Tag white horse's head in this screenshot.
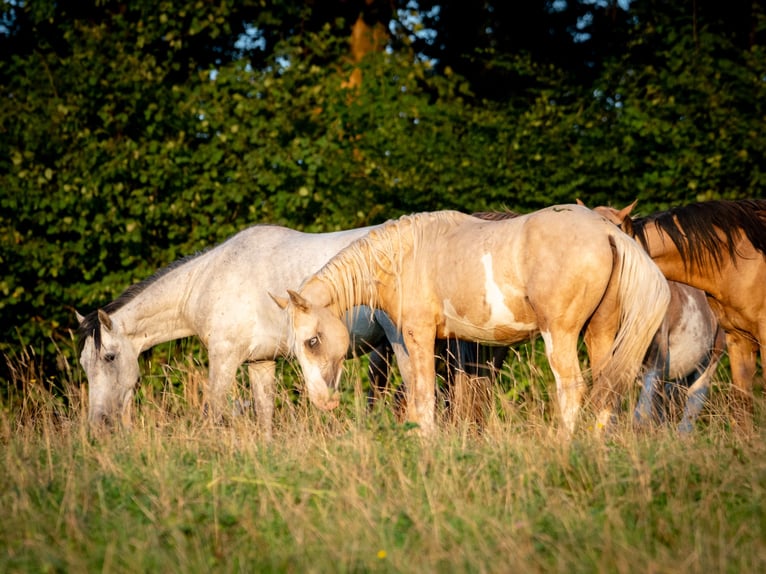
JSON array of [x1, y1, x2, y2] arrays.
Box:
[[272, 287, 349, 411], [77, 309, 139, 428]]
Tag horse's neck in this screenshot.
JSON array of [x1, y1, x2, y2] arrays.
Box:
[[330, 229, 416, 324], [115, 266, 199, 352], [643, 230, 727, 297]]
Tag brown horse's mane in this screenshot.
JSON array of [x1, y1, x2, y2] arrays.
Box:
[[631, 199, 766, 271]]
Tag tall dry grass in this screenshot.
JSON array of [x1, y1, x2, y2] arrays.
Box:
[[1, 346, 765, 573]]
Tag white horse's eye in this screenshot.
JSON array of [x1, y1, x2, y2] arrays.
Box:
[[103, 352, 116, 363]]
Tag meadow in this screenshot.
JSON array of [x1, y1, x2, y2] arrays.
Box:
[[1, 343, 765, 574]]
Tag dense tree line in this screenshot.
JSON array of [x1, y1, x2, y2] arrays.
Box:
[[1, 0, 764, 387]]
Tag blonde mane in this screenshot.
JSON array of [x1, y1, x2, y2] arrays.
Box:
[[315, 211, 469, 322]]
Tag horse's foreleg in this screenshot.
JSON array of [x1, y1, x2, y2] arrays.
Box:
[[726, 331, 757, 431], [376, 314, 410, 417], [206, 353, 241, 423], [367, 342, 392, 409], [402, 323, 437, 435], [249, 360, 276, 440], [542, 329, 586, 437]]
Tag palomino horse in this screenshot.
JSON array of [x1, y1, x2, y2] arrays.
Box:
[[76, 223, 410, 435], [634, 281, 725, 432], [592, 200, 766, 428], [275, 205, 670, 436], [371, 280, 724, 432]]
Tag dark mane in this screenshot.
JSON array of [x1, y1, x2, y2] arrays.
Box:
[[76, 250, 208, 354], [471, 209, 521, 221], [631, 200, 766, 271]]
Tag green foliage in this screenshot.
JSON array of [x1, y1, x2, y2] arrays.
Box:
[[0, 1, 764, 386]]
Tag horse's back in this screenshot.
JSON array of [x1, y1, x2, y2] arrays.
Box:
[[198, 224, 376, 286], [187, 223, 378, 354], [421, 205, 627, 342]]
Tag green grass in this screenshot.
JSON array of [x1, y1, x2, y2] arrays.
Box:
[[1, 349, 765, 573]]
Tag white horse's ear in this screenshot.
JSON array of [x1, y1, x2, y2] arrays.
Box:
[[287, 289, 311, 312], [75, 310, 85, 324], [269, 292, 289, 310], [575, 198, 585, 206], [97, 308, 113, 331]]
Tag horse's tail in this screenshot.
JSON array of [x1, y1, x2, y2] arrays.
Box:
[[590, 231, 671, 421]]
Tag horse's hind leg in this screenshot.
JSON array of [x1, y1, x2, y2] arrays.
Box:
[[582, 299, 624, 431], [541, 329, 587, 437], [678, 376, 709, 434], [678, 326, 726, 433], [633, 325, 669, 428], [249, 360, 276, 440], [726, 331, 758, 431]]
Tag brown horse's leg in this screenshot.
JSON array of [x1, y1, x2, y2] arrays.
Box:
[[402, 323, 438, 435], [725, 331, 757, 432]]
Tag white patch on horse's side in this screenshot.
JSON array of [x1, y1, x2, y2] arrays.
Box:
[[441, 252, 535, 339], [479, 253, 535, 330]]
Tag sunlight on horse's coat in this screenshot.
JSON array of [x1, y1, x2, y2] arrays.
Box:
[[76, 223, 410, 434], [590, 199, 764, 431], [283, 206, 670, 437]]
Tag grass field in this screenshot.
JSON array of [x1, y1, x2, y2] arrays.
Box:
[[1, 345, 765, 573]]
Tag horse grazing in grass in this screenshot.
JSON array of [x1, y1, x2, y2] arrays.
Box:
[[76, 223, 408, 436], [274, 205, 670, 436], [634, 281, 725, 432], [591, 199, 766, 429]]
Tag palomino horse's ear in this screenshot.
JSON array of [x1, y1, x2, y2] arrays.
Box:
[[615, 200, 638, 225], [75, 310, 85, 324], [269, 292, 289, 310], [97, 308, 113, 331], [287, 289, 311, 312], [575, 198, 586, 206]]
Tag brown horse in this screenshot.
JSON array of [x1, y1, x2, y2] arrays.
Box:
[[274, 205, 670, 436], [590, 199, 766, 428]]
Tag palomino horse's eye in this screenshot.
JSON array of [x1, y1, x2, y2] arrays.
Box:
[[306, 336, 320, 350], [103, 352, 116, 363]]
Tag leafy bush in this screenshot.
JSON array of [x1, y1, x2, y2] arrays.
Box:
[[1, 1, 764, 391]]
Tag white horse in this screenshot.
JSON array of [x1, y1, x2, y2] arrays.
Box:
[[76, 223, 409, 436], [275, 206, 670, 436]]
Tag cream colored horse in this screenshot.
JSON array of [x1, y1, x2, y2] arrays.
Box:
[[76, 223, 410, 436], [275, 205, 670, 436]]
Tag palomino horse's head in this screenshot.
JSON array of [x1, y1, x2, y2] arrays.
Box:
[[272, 287, 349, 411], [76, 309, 140, 428]]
